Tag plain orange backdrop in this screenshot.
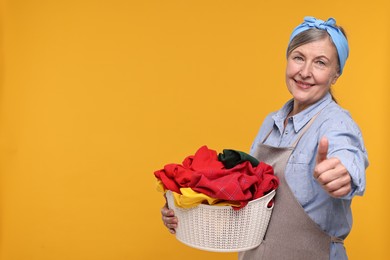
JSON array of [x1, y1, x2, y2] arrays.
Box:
[[0, 1, 388, 259]]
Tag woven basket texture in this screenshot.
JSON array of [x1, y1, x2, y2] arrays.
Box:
[[166, 189, 275, 252]]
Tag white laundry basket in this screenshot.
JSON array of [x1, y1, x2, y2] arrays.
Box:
[[166, 189, 275, 252]]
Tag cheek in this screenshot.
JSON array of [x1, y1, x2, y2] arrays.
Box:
[[285, 64, 295, 92], [285, 62, 297, 78], [321, 72, 337, 86]]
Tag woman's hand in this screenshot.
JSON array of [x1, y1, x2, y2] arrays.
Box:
[[161, 202, 178, 234], [313, 137, 352, 198]]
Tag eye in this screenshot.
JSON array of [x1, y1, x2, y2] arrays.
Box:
[[292, 55, 304, 63], [313, 60, 327, 69]]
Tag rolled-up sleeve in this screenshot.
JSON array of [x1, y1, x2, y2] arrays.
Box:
[[320, 114, 369, 199]]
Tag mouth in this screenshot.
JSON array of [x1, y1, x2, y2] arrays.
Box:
[[294, 79, 315, 89]]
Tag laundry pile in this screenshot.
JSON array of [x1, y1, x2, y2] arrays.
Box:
[[154, 145, 279, 210]]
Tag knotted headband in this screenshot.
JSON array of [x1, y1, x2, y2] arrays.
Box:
[[288, 16, 349, 74]]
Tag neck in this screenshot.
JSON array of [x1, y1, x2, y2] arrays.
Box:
[[291, 102, 309, 116]]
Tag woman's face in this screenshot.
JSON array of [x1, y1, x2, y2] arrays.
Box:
[[285, 36, 340, 114]]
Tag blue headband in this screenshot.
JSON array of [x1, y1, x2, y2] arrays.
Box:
[[288, 16, 349, 74]]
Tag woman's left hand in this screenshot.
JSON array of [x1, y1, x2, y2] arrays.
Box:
[[313, 137, 352, 198]]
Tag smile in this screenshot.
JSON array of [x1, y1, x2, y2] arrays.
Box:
[[295, 80, 315, 89]]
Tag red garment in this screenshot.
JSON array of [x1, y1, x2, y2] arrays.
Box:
[[154, 146, 279, 209]]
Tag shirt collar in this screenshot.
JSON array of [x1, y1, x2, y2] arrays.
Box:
[[272, 92, 333, 134]]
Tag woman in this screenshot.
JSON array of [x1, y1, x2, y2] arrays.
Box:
[[161, 16, 368, 260]]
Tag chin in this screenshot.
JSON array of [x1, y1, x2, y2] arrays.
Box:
[[292, 94, 313, 106]]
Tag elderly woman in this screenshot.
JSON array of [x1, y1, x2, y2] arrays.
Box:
[[162, 17, 369, 260]]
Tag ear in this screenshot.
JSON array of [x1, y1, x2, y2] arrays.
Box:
[[331, 72, 340, 85]]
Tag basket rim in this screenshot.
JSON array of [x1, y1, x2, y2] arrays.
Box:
[[166, 189, 276, 210]]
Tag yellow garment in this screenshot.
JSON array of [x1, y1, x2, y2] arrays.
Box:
[[173, 188, 241, 208], [156, 179, 165, 192], [156, 180, 240, 208]]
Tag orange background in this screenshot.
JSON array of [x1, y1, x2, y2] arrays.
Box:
[[0, 1, 388, 259]]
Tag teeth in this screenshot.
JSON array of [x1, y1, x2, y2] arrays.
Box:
[[297, 81, 312, 87]]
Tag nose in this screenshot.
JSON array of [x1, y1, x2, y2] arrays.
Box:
[[299, 62, 312, 78]]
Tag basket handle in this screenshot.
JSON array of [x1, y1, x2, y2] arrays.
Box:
[[264, 190, 276, 211]]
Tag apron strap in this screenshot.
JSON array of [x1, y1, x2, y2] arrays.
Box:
[[331, 236, 344, 244], [290, 111, 320, 148], [261, 127, 274, 144]]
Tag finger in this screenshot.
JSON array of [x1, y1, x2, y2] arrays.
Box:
[[162, 214, 178, 224], [315, 159, 347, 184], [162, 215, 178, 234], [162, 216, 177, 232], [316, 136, 329, 165], [319, 171, 351, 197], [327, 182, 352, 198], [314, 158, 338, 181], [161, 205, 175, 217], [320, 171, 350, 190], [161, 201, 178, 234], [161, 207, 178, 225]]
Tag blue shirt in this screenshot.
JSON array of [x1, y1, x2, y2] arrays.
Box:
[[250, 92, 369, 259]]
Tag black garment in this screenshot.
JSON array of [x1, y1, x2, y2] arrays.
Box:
[[218, 149, 259, 169]]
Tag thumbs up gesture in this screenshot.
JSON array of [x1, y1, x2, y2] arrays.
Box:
[[313, 137, 352, 198]]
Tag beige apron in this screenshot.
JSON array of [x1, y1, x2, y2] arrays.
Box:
[[239, 115, 343, 260]]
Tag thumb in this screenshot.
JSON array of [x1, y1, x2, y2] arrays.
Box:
[[316, 136, 328, 164]]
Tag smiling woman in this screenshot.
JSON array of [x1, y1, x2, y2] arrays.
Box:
[[286, 18, 349, 107], [286, 36, 340, 114], [161, 16, 368, 260], [238, 17, 368, 260]]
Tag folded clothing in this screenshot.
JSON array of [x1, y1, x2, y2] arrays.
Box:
[[154, 145, 278, 209]]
